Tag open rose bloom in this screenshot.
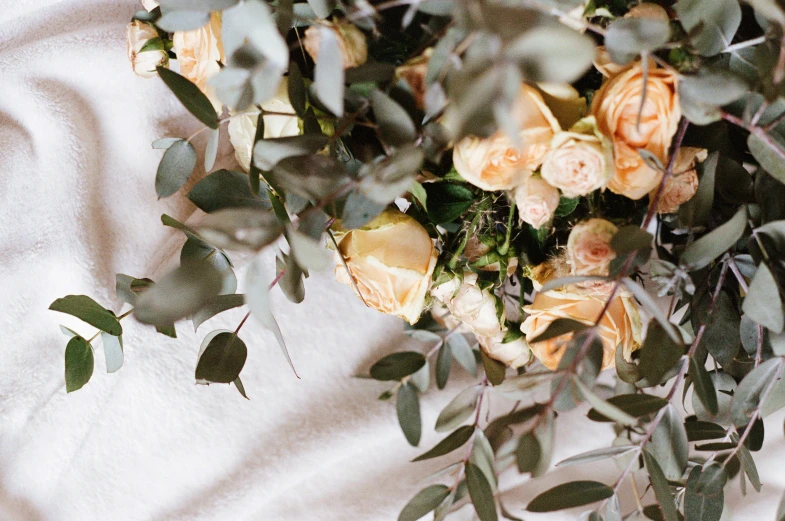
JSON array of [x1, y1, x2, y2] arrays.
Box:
[[567, 218, 618, 277], [172, 13, 225, 112]]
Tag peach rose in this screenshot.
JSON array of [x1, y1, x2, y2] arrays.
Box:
[[590, 61, 681, 200], [172, 13, 225, 112], [514, 176, 560, 229], [567, 218, 618, 277], [541, 116, 614, 198], [522, 283, 642, 370], [334, 209, 437, 324], [650, 147, 708, 213], [452, 84, 561, 191], [127, 20, 167, 79], [303, 21, 368, 70]]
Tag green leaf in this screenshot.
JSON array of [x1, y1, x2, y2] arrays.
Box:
[[679, 69, 748, 108], [675, 0, 742, 56], [278, 253, 305, 304], [359, 145, 425, 205], [152, 137, 181, 149], [253, 134, 329, 171], [197, 208, 283, 251], [192, 293, 245, 330], [587, 394, 668, 422], [233, 376, 249, 399], [448, 334, 478, 376], [155, 139, 197, 198], [574, 380, 637, 427], [695, 462, 727, 496], [313, 27, 344, 115], [690, 356, 719, 416], [397, 382, 421, 446], [100, 332, 123, 374], [370, 352, 426, 381], [398, 485, 451, 521], [340, 191, 387, 229], [435, 385, 481, 432], [157, 67, 219, 128], [436, 343, 452, 390], [287, 228, 330, 271], [643, 450, 680, 521], [159, 0, 239, 11], [64, 336, 94, 393], [640, 323, 684, 386], [516, 432, 541, 473], [743, 263, 785, 333], [604, 18, 670, 65], [424, 183, 475, 224], [188, 169, 270, 213], [413, 425, 475, 462], [466, 463, 498, 521], [204, 127, 219, 171], [731, 357, 784, 427], [268, 154, 350, 200], [555, 445, 636, 468], [526, 481, 614, 513], [195, 331, 247, 383], [505, 25, 595, 83], [649, 405, 689, 481], [528, 318, 589, 344], [749, 133, 785, 185], [50, 295, 122, 336], [370, 90, 416, 148], [681, 206, 747, 270], [685, 420, 727, 441], [738, 442, 762, 492], [470, 429, 497, 490], [481, 350, 506, 386], [680, 151, 718, 227], [611, 225, 653, 254]]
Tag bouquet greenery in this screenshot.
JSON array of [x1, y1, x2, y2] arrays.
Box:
[[48, 0, 785, 519]]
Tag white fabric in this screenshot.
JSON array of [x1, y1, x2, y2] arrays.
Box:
[[1, 1, 784, 520]]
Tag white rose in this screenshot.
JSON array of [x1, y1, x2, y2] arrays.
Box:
[[513, 177, 560, 229], [126, 21, 167, 79], [172, 13, 224, 112], [477, 334, 532, 369], [227, 79, 301, 171]]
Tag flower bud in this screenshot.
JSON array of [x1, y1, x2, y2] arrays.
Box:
[[514, 177, 560, 230], [126, 20, 168, 79]]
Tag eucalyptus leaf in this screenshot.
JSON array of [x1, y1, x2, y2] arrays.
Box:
[[195, 331, 247, 383], [156, 10, 211, 31], [436, 343, 452, 390], [155, 139, 197, 198], [204, 127, 219, 171], [50, 295, 122, 336], [685, 465, 724, 521], [370, 351, 427, 381], [100, 332, 123, 374], [192, 293, 245, 330], [690, 356, 719, 416], [313, 27, 344, 115], [64, 336, 94, 393], [605, 18, 670, 65], [188, 169, 270, 213], [685, 420, 727, 441], [157, 67, 219, 128], [398, 485, 451, 521], [253, 135, 329, 171], [435, 385, 481, 432], [639, 323, 684, 386], [643, 450, 680, 521], [516, 432, 541, 473], [529, 318, 589, 344], [268, 154, 351, 200], [731, 357, 784, 427], [649, 405, 689, 481], [505, 25, 595, 82], [573, 378, 637, 426], [526, 481, 614, 513], [397, 382, 421, 446], [675, 0, 742, 56], [681, 206, 747, 270], [555, 445, 636, 468], [287, 228, 331, 271], [197, 208, 283, 251], [413, 425, 474, 461], [370, 90, 416, 148], [465, 463, 498, 521], [742, 263, 784, 333], [448, 334, 478, 376], [587, 393, 668, 422]]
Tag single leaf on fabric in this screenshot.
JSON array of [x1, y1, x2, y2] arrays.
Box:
[[370, 352, 427, 381], [100, 332, 123, 374], [526, 481, 614, 512], [743, 263, 785, 333], [435, 385, 481, 432], [64, 336, 94, 393], [50, 295, 122, 336], [398, 485, 451, 521], [412, 425, 475, 462], [397, 382, 421, 446], [156, 139, 197, 198], [465, 463, 498, 521], [643, 450, 680, 521], [195, 332, 248, 383], [156, 67, 219, 128]]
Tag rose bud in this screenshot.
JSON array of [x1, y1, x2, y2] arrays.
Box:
[[126, 20, 168, 79]]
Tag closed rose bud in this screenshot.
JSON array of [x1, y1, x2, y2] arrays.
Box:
[[567, 218, 618, 277], [126, 20, 168, 79], [334, 209, 437, 324], [303, 21, 368, 70], [452, 84, 561, 192], [541, 116, 614, 198], [227, 79, 300, 171], [650, 147, 707, 213], [172, 13, 225, 112], [591, 61, 681, 200], [514, 177, 560, 230], [477, 333, 532, 369]]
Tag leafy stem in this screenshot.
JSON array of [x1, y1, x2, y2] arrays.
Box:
[[87, 308, 134, 343]]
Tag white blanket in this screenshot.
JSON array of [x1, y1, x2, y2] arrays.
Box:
[[1, 1, 784, 520]]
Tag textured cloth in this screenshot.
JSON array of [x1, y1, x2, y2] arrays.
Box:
[[1, 2, 784, 520]]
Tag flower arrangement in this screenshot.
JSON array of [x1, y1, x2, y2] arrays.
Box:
[[49, 0, 785, 519]]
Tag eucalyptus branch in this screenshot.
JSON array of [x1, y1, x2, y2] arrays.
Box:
[[724, 36, 768, 53], [722, 111, 785, 164], [87, 308, 134, 343], [449, 377, 489, 492]]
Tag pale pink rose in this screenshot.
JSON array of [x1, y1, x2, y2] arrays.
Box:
[[514, 177, 560, 229], [650, 147, 708, 213], [567, 218, 619, 277], [303, 21, 368, 70]]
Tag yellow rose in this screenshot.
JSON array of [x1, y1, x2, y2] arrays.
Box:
[[303, 21, 368, 70], [541, 116, 614, 198], [514, 176, 560, 229], [227, 79, 300, 171], [522, 283, 642, 370], [590, 61, 681, 200], [452, 84, 561, 192], [650, 147, 708, 214], [334, 209, 437, 324], [172, 13, 225, 112], [126, 21, 167, 79], [567, 218, 618, 277], [396, 49, 431, 109]]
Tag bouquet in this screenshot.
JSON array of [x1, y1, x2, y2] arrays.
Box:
[[49, 0, 785, 519]]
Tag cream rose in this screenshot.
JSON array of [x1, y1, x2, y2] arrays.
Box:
[[590, 61, 681, 200], [396, 49, 431, 110], [452, 84, 561, 192], [303, 21, 368, 70], [477, 334, 532, 369], [522, 283, 642, 370], [334, 209, 437, 324], [541, 117, 613, 198], [567, 218, 618, 277], [172, 13, 224, 112], [227, 79, 301, 171], [650, 147, 708, 214], [514, 176, 560, 229], [126, 21, 167, 79]]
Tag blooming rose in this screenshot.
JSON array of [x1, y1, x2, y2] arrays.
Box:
[[590, 61, 681, 200], [567, 218, 618, 277], [172, 13, 224, 112], [522, 282, 642, 370], [334, 209, 437, 324], [396, 49, 431, 109], [227, 79, 300, 171], [541, 116, 614, 198], [303, 21, 368, 70], [126, 21, 167, 79], [514, 176, 560, 229], [650, 147, 708, 213], [453, 84, 561, 191], [141, 0, 159, 10]]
